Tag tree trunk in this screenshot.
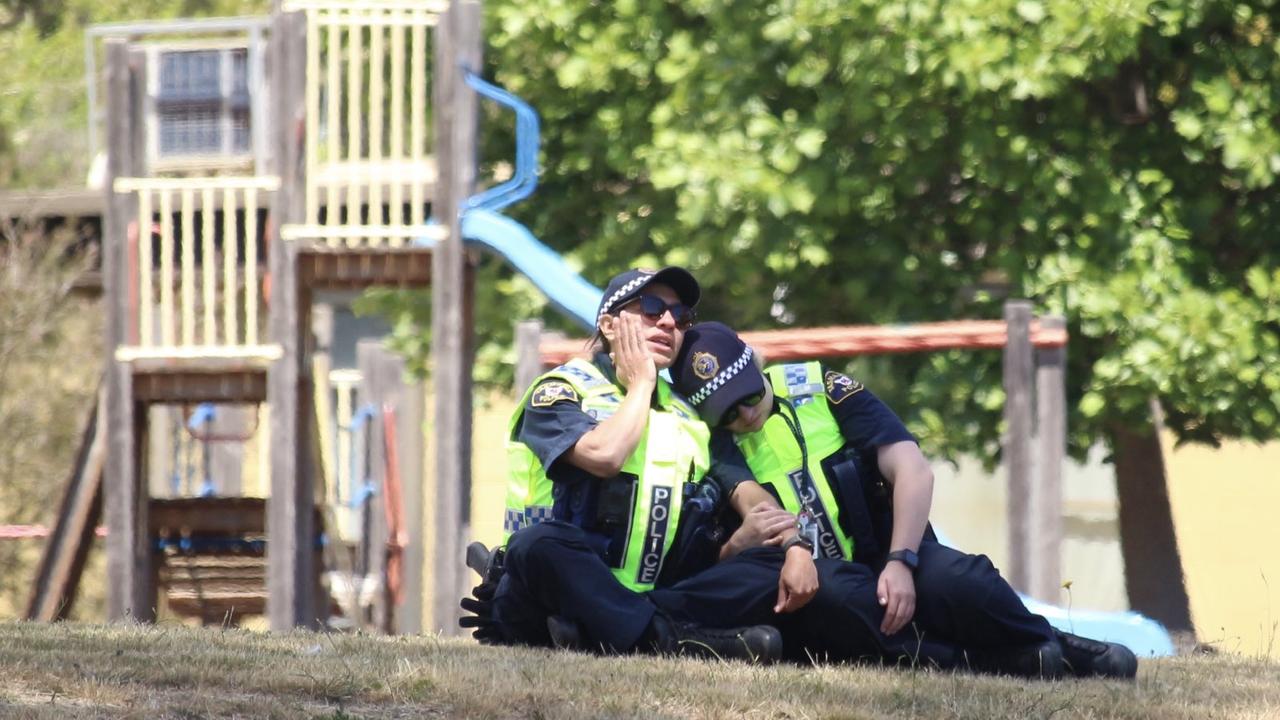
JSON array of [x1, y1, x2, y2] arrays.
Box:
[[1110, 400, 1195, 635]]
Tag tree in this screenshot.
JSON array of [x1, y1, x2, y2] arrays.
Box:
[[453, 0, 1280, 631]]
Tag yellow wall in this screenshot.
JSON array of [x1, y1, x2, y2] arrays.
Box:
[[470, 394, 516, 550], [1166, 435, 1280, 657]]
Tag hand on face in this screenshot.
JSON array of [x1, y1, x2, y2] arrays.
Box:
[[604, 283, 686, 381], [611, 311, 658, 391]]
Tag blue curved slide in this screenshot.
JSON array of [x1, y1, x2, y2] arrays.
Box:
[[461, 209, 602, 331]]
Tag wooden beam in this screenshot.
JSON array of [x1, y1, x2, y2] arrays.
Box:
[[131, 370, 268, 404], [540, 319, 1071, 366], [514, 319, 544, 394], [1031, 315, 1066, 602], [299, 248, 432, 289], [267, 4, 318, 630], [26, 386, 107, 621], [1002, 300, 1034, 595], [429, 0, 481, 636], [104, 40, 155, 623]]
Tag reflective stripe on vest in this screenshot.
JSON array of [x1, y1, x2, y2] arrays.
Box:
[[504, 358, 711, 591], [734, 361, 853, 560]]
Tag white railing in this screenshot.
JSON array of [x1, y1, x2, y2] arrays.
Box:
[[327, 368, 363, 542], [281, 0, 447, 248], [113, 176, 280, 360]]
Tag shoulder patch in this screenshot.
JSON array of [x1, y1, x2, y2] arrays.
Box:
[[531, 381, 580, 408], [824, 370, 864, 405]]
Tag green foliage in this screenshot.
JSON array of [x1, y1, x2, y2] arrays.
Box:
[[456, 0, 1280, 462]]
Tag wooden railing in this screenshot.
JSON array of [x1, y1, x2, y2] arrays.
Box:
[[113, 176, 280, 360], [281, 0, 450, 248]]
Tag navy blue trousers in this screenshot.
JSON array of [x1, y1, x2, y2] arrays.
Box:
[[491, 521, 1053, 664], [806, 541, 1055, 668]]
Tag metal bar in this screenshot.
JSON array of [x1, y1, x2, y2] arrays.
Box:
[[181, 189, 196, 346], [389, 17, 405, 229], [137, 189, 153, 346], [87, 16, 271, 38], [305, 11, 320, 226], [410, 23, 425, 226], [244, 187, 258, 343], [114, 344, 284, 361], [345, 17, 363, 244], [325, 15, 341, 246], [115, 176, 280, 192], [202, 188, 216, 345], [280, 224, 447, 241], [223, 187, 238, 345], [285, 1, 448, 14], [369, 20, 385, 233], [159, 190, 175, 346]]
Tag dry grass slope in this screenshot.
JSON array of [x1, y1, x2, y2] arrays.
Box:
[[0, 622, 1276, 719]]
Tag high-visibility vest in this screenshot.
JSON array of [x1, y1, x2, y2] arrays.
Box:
[[733, 361, 855, 560], [504, 358, 711, 591]]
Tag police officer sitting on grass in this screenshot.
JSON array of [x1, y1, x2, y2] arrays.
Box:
[[461, 267, 822, 663], [669, 321, 1139, 680]]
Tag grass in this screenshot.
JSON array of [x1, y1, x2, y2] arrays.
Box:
[[0, 622, 1277, 719]]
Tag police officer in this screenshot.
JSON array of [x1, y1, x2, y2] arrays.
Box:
[[670, 321, 1140, 679], [463, 268, 820, 662]]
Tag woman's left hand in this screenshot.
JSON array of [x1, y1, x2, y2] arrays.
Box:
[[876, 561, 917, 635]]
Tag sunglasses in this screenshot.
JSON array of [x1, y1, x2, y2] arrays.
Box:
[[719, 390, 766, 428], [621, 294, 696, 329]]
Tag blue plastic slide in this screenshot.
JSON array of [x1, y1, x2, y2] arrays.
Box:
[[461, 209, 602, 331]]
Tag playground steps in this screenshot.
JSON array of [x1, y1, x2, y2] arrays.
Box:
[[160, 554, 267, 622], [25, 385, 107, 622], [150, 497, 330, 625]]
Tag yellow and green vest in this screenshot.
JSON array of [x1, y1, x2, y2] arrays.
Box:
[[504, 358, 711, 591], [734, 361, 855, 560]]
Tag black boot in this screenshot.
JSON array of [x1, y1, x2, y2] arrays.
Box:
[[649, 613, 782, 665], [1055, 630, 1138, 679], [967, 640, 1065, 680]]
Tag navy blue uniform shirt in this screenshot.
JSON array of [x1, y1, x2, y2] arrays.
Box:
[[709, 364, 915, 499]]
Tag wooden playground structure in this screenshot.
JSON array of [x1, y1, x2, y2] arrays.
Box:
[[27, 0, 481, 633]]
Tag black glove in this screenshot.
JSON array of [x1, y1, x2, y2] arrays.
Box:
[[458, 580, 506, 644]]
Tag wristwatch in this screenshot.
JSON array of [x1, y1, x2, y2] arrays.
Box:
[[886, 549, 919, 571], [781, 534, 815, 555]]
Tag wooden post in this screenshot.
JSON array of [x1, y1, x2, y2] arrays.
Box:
[[396, 363, 425, 635], [357, 340, 391, 632], [104, 40, 155, 622], [267, 4, 318, 630], [1032, 315, 1066, 602], [514, 319, 544, 393], [1002, 300, 1033, 595], [429, 0, 482, 636]]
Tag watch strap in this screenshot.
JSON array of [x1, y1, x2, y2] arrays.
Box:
[[781, 533, 815, 555], [886, 548, 919, 571]]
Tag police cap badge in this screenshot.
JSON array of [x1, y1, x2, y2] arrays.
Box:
[[691, 351, 719, 380]]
